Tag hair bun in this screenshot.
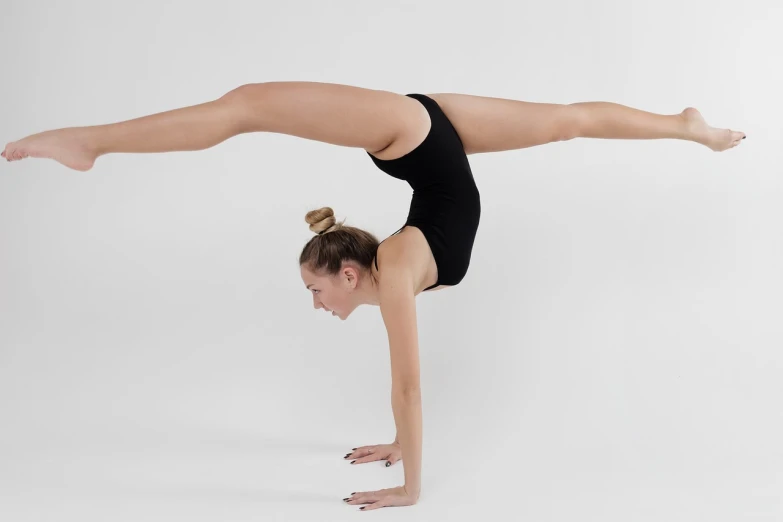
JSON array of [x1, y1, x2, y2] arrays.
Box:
[[305, 206, 341, 235]]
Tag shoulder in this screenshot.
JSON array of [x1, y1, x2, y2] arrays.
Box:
[[377, 257, 418, 339], [375, 228, 430, 292], [376, 243, 416, 295]]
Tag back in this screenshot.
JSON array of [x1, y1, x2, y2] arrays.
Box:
[[368, 93, 481, 291]]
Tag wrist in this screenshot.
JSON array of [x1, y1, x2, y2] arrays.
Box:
[[404, 484, 420, 499]]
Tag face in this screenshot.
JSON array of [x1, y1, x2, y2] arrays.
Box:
[[301, 265, 362, 320]]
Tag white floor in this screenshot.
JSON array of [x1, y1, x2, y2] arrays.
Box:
[[1, 412, 780, 521]]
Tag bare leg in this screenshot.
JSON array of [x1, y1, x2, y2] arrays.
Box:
[[569, 102, 746, 151], [1, 81, 423, 171], [0, 96, 246, 171], [427, 93, 746, 155]]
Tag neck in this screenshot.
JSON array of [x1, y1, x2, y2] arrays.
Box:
[[358, 271, 381, 307]]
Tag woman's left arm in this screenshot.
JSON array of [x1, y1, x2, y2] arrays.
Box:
[[381, 266, 423, 495], [345, 264, 422, 510]]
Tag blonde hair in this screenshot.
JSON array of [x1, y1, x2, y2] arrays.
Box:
[[299, 207, 381, 277]]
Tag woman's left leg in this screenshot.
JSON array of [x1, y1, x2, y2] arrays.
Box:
[[426, 93, 746, 155]]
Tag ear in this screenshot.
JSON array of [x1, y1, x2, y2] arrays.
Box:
[[342, 266, 360, 288]]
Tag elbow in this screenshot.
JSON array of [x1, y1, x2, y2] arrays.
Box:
[[393, 386, 422, 402]]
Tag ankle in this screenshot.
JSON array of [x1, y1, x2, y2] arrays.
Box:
[[79, 126, 109, 157], [678, 109, 710, 144]]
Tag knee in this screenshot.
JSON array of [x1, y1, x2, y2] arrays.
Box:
[[218, 83, 272, 132], [220, 83, 264, 105]]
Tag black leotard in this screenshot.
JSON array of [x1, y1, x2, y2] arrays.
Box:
[[367, 93, 481, 291]]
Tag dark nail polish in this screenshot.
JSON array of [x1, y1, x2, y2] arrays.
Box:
[[742, 136, 746, 139], [352, 448, 357, 450], [360, 507, 365, 510], [385, 461, 390, 467], [344, 454, 351, 458], [343, 498, 349, 501], [351, 460, 356, 464]]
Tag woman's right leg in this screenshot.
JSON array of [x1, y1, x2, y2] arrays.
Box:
[[3, 92, 250, 170], [2, 81, 427, 171]]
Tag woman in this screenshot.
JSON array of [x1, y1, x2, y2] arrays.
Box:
[[1, 81, 746, 510]]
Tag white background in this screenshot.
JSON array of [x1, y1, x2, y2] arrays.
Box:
[[1, 0, 781, 520]]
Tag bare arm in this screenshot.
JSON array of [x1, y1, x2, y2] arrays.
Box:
[[379, 264, 422, 497]]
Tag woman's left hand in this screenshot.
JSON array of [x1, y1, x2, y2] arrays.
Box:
[[343, 485, 419, 510]]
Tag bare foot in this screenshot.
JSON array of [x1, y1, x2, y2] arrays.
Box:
[[680, 107, 746, 152], [2, 127, 98, 171]]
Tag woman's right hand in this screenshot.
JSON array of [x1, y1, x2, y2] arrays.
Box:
[[344, 442, 401, 467]]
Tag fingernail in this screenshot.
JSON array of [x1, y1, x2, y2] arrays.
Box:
[[386, 461, 390, 467], [351, 460, 356, 464], [742, 136, 746, 139], [351, 492, 356, 495], [344, 454, 351, 458], [343, 498, 349, 501], [360, 507, 365, 510], [352, 448, 357, 450]]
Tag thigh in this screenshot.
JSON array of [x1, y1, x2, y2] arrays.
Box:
[[425, 93, 578, 155], [227, 81, 429, 155]]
